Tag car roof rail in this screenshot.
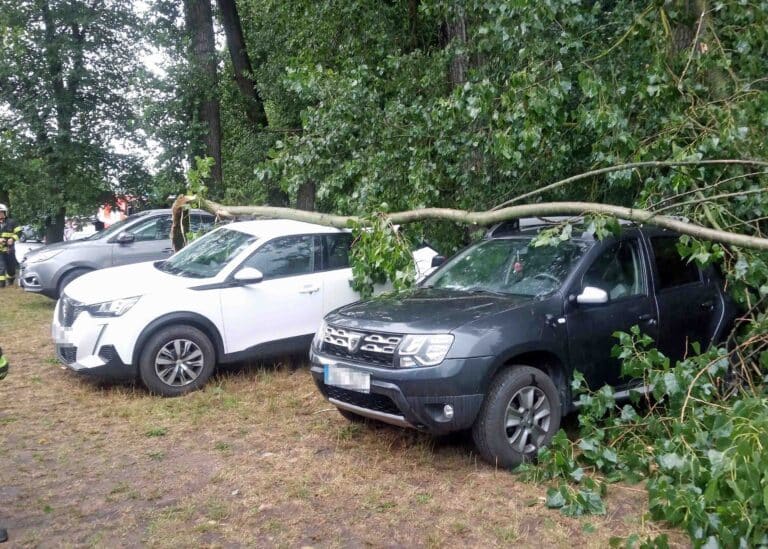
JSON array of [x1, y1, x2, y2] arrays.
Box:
[[486, 216, 637, 239]]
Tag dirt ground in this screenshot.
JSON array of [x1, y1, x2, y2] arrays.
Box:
[[0, 286, 684, 547]]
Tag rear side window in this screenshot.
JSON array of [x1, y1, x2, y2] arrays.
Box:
[[323, 233, 353, 270], [651, 237, 700, 289], [243, 235, 319, 279]]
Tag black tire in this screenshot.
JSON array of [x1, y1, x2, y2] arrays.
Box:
[[138, 325, 216, 397], [19, 233, 26, 243], [472, 365, 561, 469], [337, 408, 368, 423], [57, 268, 91, 297]]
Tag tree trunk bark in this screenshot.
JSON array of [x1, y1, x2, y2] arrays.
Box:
[[408, 0, 420, 51], [440, 6, 468, 87], [184, 0, 223, 189], [45, 207, 66, 244], [216, 0, 268, 127], [296, 180, 316, 211]]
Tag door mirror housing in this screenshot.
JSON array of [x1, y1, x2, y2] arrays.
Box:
[[234, 267, 264, 284], [431, 255, 446, 268], [115, 232, 135, 244], [576, 286, 609, 305]]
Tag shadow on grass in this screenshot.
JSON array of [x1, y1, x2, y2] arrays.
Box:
[[70, 353, 312, 397]]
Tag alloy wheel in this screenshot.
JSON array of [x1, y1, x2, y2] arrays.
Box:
[[154, 339, 205, 387], [504, 385, 551, 454]]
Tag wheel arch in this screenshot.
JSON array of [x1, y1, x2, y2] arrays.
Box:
[[55, 266, 94, 296], [132, 312, 225, 367], [488, 348, 570, 413]]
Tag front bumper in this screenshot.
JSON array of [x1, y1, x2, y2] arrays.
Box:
[[310, 349, 492, 435], [20, 261, 57, 297], [51, 302, 137, 381]]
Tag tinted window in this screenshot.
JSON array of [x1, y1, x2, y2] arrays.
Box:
[[582, 239, 646, 300], [323, 233, 353, 270], [131, 216, 171, 242], [651, 237, 700, 289], [244, 235, 318, 279]]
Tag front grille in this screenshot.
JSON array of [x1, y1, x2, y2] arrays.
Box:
[[57, 345, 77, 365], [58, 296, 84, 328], [321, 325, 402, 367], [325, 385, 402, 416]]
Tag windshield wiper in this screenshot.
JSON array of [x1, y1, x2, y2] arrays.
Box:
[[465, 287, 507, 296]]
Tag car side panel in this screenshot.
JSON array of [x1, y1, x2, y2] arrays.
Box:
[[106, 289, 225, 366]]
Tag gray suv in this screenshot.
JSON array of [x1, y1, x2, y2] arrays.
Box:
[[20, 209, 215, 298]]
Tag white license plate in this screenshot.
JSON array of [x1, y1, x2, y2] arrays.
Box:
[[324, 364, 370, 393], [52, 324, 70, 342]]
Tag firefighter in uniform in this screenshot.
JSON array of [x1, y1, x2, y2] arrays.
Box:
[[0, 204, 21, 288]]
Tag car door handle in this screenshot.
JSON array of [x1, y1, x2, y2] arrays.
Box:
[[700, 300, 714, 310], [638, 313, 657, 325], [163, 248, 174, 254], [299, 285, 320, 294]]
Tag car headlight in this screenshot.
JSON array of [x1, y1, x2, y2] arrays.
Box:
[[26, 249, 63, 264], [396, 334, 454, 368], [312, 320, 328, 351], [84, 296, 140, 317]]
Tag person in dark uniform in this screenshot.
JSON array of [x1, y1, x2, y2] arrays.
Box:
[[0, 204, 22, 288]]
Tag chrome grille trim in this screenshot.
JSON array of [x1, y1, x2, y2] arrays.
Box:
[[320, 324, 403, 367]]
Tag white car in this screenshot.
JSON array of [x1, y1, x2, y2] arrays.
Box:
[[51, 219, 436, 396]]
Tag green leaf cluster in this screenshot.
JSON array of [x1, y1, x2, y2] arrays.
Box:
[[532, 324, 768, 547]]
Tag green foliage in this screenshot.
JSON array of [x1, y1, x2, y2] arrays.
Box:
[[0, 0, 152, 229], [348, 214, 416, 299], [530, 324, 768, 547]]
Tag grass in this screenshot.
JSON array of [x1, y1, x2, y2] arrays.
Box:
[[0, 286, 685, 547]]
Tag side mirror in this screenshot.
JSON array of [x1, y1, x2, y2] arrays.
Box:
[[116, 232, 135, 244], [234, 267, 264, 284], [431, 255, 446, 268], [576, 286, 609, 305]]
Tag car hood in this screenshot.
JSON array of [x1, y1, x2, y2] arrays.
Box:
[[326, 287, 534, 333], [63, 261, 204, 304], [27, 238, 94, 254]]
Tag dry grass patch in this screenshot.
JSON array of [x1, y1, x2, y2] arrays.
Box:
[[0, 286, 684, 547]]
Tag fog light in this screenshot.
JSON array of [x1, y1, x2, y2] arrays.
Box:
[[443, 404, 454, 420]]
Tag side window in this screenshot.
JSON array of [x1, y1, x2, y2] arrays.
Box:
[[323, 233, 353, 270], [243, 235, 318, 279], [131, 216, 171, 242], [190, 214, 215, 233], [651, 237, 700, 290], [582, 239, 646, 300]]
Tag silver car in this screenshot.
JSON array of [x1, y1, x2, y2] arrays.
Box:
[[20, 209, 215, 298]]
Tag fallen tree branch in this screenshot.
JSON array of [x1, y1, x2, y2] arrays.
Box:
[[491, 159, 768, 210], [196, 198, 768, 251]]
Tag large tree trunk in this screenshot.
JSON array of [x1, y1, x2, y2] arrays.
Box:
[[184, 0, 223, 189], [216, 0, 267, 127], [44, 207, 66, 244], [296, 180, 316, 211], [440, 6, 468, 87]]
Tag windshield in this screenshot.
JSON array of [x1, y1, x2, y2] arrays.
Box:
[[156, 227, 257, 278], [426, 238, 588, 297]]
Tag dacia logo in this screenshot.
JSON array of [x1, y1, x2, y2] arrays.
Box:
[[346, 332, 362, 352]]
